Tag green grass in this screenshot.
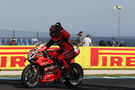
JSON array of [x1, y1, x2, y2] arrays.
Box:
[[1, 74, 135, 78], [84, 74, 135, 77], [0, 69, 23, 71], [0, 75, 20, 78]]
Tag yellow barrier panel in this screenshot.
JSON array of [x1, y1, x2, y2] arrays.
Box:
[[75, 46, 135, 69], [0, 46, 33, 69], [1, 46, 135, 69]]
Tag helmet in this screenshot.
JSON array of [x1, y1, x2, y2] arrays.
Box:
[[49, 25, 61, 38], [56, 22, 63, 30]]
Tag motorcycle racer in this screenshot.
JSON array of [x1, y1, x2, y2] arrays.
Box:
[[45, 22, 75, 70]]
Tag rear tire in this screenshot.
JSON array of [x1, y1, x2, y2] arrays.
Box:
[[64, 63, 83, 88], [21, 64, 40, 88]]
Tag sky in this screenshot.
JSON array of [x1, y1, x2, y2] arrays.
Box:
[[0, 0, 135, 37]]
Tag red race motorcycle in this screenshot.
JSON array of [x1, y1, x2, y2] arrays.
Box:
[[21, 43, 83, 88]]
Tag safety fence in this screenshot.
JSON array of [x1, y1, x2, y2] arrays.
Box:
[[0, 29, 50, 45], [0, 46, 135, 69], [1, 29, 135, 47]]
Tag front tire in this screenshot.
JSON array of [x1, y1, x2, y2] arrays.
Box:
[[64, 63, 83, 88], [21, 64, 40, 88]]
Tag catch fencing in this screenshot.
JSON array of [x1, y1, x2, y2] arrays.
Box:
[[0, 29, 49, 45]]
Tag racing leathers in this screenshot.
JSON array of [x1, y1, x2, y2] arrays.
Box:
[[45, 29, 75, 69]]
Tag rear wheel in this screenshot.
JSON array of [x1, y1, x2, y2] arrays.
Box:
[[64, 63, 83, 88], [21, 64, 40, 88]]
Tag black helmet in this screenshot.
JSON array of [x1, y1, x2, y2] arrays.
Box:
[[55, 22, 63, 30], [49, 25, 61, 38]]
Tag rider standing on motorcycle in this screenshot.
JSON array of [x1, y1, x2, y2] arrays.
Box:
[[45, 22, 75, 70]]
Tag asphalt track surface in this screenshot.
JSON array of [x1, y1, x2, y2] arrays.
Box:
[[1, 79, 135, 90]]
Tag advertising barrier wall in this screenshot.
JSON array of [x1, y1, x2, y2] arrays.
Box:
[[0, 46, 33, 69], [76, 47, 135, 69], [1, 46, 135, 69]]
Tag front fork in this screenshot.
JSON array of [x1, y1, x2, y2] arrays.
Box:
[[31, 65, 42, 80]]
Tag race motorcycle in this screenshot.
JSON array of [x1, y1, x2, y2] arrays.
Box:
[[21, 43, 83, 88]]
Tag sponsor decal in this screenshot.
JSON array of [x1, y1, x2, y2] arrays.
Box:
[[0, 46, 33, 69], [0, 56, 27, 68], [91, 48, 135, 68]]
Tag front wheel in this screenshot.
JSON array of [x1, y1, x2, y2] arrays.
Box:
[[21, 64, 40, 88], [64, 63, 84, 88]]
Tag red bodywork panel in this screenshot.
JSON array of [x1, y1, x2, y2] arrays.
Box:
[[31, 46, 80, 83], [39, 69, 61, 82]]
